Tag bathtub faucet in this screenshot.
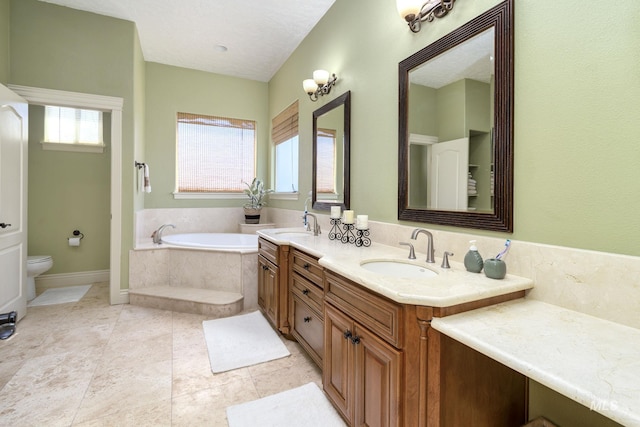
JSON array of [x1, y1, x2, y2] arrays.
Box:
[[152, 224, 176, 244]]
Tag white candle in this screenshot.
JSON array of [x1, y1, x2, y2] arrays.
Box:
[[343, 210, 355, 224], [356, 215, 368, 230], [331, 206, 342, 219]]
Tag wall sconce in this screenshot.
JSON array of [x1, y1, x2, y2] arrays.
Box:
[[397, 0, 455, 33], [302, 70, 337, 102]]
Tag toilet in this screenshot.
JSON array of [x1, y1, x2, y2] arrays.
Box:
[[26, 256, 53, 301]]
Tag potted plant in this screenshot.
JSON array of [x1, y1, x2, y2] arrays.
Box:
[[242, 178, 273, 224]]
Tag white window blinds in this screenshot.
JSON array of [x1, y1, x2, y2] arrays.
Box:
[[44, 106, 103, 145], [316, 128, 336, 193], [177, 112, 256, 193]]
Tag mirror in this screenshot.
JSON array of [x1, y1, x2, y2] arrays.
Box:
[[398, 0, 514, 232], [312, 91, 351, 211]]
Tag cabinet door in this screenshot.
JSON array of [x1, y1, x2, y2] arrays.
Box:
[[354, 324, 402, 427], [291, 295, 323, 367], [324, 303, 354, 423], [258, 255, 278, 327]]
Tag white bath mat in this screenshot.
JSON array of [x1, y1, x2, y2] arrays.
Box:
[[27, 284, 91, 307], [226, 382, 346, 427], [202, 310, 290, 373]]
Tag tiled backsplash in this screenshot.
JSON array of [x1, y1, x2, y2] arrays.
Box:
[[135, 207, 640, 329]]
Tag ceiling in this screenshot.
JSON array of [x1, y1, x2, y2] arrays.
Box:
[[37, 0, 336, 82]]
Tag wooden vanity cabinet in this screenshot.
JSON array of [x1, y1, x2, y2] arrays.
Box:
[[323, 269, 527, 427], [257, 237, 291, 334], [289, 248, 324, 367], [324, 270, 405, 427]]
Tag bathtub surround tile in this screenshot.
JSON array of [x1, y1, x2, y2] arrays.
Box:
[[241, 253, 259, 311], [129, 287, 244, 317], [169, 250, 243, 292]]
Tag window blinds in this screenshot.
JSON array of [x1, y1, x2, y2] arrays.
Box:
[[272, 101, 298, 146], [316, 128, 336, 193], [177, 112, 256, 192]]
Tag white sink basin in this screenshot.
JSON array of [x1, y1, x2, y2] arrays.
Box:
[[273, 230, 313, 238], [361, 260, 438, 279]]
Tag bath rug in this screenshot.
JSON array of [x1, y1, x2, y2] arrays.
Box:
[[202, 310, 290, 373], [27, 284, 91, 307], [226, 382, 346, 427]]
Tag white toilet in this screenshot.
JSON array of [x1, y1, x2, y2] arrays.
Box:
[[26, 255, 53, 301]]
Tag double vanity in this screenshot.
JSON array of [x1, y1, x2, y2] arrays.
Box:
[[257, 227, 534, 427]]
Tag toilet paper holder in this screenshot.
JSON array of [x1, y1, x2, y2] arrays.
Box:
[[67, 230, 85, 247]]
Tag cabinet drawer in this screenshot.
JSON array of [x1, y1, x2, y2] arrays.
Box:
[[258, 237, 279, 265], [292, 295, 324, 366], [291, 249, 323, 287], [325, 270, 402, 348], [291, 273, 324, 315]]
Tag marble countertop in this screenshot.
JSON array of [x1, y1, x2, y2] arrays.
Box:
[[257, 227, 533, 307], [431, 299, 640, 427]]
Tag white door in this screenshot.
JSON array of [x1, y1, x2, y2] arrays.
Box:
[[429, 137, 469, 210], [0, 84, 28, 321]]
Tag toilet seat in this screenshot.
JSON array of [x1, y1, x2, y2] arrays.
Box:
[[27, 255, 53, 265]]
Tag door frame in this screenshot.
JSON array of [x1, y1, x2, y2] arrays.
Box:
[[8, 85, 125, 305]]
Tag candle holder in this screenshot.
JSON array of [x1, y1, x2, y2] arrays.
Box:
[[341, 223, 356, 244], [329, 218, 343, 241], [355, 229, 371, 247]]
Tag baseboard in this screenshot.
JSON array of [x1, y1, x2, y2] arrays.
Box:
[[35, 270, 110, 290]]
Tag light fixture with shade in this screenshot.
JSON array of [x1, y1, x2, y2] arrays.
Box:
[[397, 0, 455, 33], [302, 69, 337, 101]]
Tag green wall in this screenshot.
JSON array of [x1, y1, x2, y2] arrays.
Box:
[[270, 0, 640, 257], [0, 0, 8, 84], [27, 106, 110, 274], [143, 62, 269, 208], [9, 0, 140, 287]]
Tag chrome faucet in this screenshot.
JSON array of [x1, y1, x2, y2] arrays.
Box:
[[152, 223, 175, 244], [410, 228, 435, 263], [304, 213, 321, 236]]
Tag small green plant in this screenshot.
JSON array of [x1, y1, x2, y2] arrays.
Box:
[[242, 178, 273, 209]]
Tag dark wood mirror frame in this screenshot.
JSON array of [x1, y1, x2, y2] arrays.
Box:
[[398, 0, 514, 232], [312, 90, 351, 211]]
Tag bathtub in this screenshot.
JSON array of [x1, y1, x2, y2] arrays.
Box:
[[129, 232, 260, 313], [161, 233, 258, 250]]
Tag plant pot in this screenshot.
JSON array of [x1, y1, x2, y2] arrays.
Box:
[[243, 207, 262, 224]]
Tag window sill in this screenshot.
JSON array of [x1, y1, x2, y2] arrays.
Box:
[[173, 192, 246, 200], [41, 141, 105, 153], [270, 192, 299, 201]]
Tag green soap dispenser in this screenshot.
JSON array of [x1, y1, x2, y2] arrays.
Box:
[[464, 240, 484, 273]]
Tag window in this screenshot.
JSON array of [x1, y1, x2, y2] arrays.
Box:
[[176, 112, 256, 193], [43, 105, 104, 153], [272, 101, 299, 193], [316, 128, 337, 194]]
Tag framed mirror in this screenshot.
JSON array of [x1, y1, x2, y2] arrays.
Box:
[[398, 0, 514, 232], [312, 91, 351, 211]]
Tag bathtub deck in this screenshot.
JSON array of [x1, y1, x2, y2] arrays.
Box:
[[129, 286, 244, 318]]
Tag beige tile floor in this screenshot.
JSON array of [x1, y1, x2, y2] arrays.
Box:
[[0, 282, 322, 426]]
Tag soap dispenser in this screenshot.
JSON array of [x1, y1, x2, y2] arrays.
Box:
[[464, 240, 484, 273]]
